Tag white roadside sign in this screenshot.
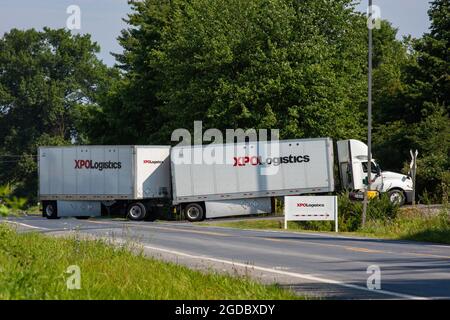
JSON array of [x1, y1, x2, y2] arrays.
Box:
[[284, 196, 338, 232]]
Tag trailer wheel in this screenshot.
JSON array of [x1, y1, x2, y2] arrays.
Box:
[[185, 203, 204, 222], [127, 202, 147, 221], [44, 202, 59, 219], [388, 189, 405, 206]]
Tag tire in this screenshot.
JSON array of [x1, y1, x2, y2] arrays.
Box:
[[44, 201, 59, 219], [127, 202, 147, 221], [75, 216, 90, 220], [185, 203, 204, 222], [388, 189, 405, 206]]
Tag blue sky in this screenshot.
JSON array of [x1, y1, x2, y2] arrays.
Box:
[[0, 0, 432, 66]]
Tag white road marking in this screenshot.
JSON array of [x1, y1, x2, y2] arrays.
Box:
[[89, 220, 450, 259], [2, 220, 49, 230], [430, 244, 450, 249], [143, 244, 430, 300]]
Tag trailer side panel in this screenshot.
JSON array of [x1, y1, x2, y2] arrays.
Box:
[[171, 138, 334, 204], [39, 146, 135, 200]]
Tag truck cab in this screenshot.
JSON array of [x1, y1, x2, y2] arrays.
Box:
[[337, 139, 413, 205]]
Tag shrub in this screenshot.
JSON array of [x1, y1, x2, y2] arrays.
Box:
[[0, 205, 9, 217], [291, 192, 400, 232], [0, 184, 27, 216], [337, 192, 400, 232]]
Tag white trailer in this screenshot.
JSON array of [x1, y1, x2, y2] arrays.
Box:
[[171, 138, 335, 221], [38, 145, 171, 220]]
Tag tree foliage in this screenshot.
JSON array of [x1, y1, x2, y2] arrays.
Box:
[[89, 0, 370, 144], [0, 28, 111, 199], [0, 0, 448, 204], [97, 0, 448, 202], [373, 0, 449, 201]]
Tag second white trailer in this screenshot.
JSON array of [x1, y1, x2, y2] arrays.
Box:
[[170, 138, 335, 221]]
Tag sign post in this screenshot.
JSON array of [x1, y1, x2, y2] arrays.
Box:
[[334, 196, 338, 233], [284, 196, 338, 233], [284, 214, 288, 230], [409, 149, 418, 206]]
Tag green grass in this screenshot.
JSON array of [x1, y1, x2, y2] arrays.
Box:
[[0, 205, 40, 217], [0, 205, 9, 217], [0, 224, 300, 300], [360, 209, 450, 244], [205, 210, 450, 245], [21, 205, 41, 216]]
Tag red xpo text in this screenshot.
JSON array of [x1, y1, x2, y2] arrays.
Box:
[[143, 160, 164, 164], [74, 160, 122, 171], [297, 203, 325, 208], [233, 154, 310, 167]]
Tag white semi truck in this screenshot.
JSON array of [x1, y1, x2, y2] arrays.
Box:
[[337, 139, 413, 205], [38, 138, 413, 221]]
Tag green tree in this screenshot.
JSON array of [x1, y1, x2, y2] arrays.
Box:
[[371, 21, 412, 170], [97, 0, 371, 144], [155, 0, 369, 140], [83, 0, 175, 144], [0, 28, 111, 200], [373, 0, 450, 202]]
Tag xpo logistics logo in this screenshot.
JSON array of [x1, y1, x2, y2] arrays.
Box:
[[143, 160, 164, 164], [233, 154, 310, 167], [74, 160, 122, 171], [297, 203, 325, 208]]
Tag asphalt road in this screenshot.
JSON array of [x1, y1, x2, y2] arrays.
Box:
[[2, 216, 450, 300]]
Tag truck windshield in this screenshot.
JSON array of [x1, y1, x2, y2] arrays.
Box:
[[362, 161, 380, 174]]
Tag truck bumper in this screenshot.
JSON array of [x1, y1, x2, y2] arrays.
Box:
[[404, 190, 414, 204], [349, 190, 379, 201]]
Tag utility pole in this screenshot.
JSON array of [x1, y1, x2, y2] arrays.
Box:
[[362, 0, 373, 228], [410, 150, 418, 206]]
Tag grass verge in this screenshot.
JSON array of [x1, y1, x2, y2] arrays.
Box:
[[0, 224, 300, 300], [360, 209, 450, 244], [204, 209, 450, 245]]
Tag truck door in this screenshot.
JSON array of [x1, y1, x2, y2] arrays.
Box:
[[340, 162, 354, 189], [337, 139, 367, 191], [337, 140, 354, 190]]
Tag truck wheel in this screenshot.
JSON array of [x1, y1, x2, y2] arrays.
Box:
[[388, 189, 405, 206], [127, 202, 147, 221], [185, 203, 204, 222], [44, 202, 58, 219]]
